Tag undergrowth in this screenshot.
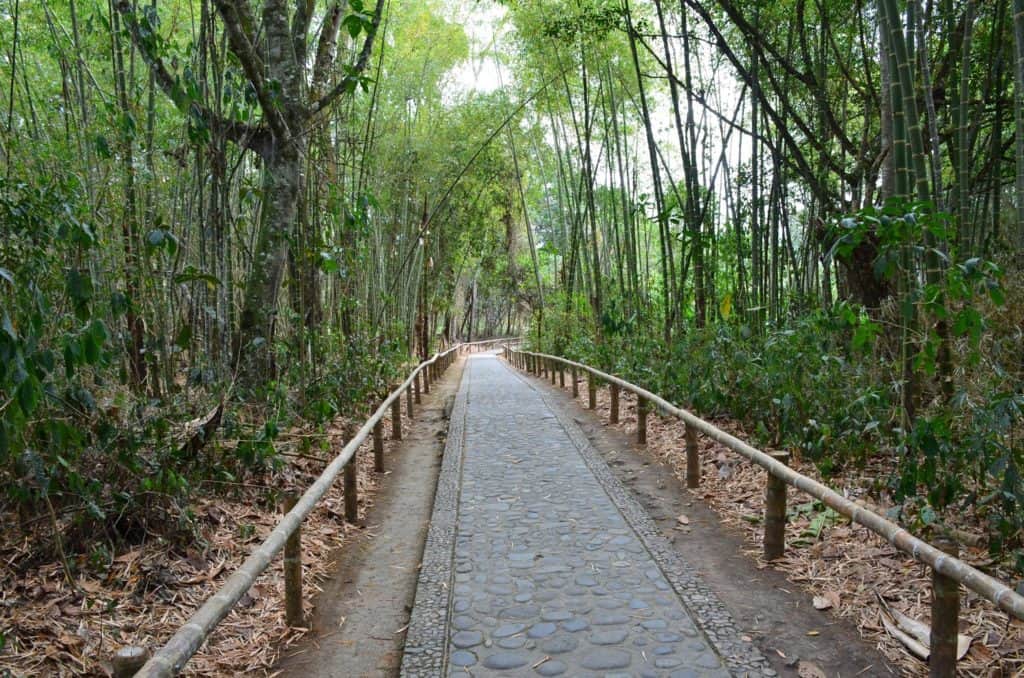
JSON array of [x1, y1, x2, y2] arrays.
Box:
[[531, 271, 1024, 570]]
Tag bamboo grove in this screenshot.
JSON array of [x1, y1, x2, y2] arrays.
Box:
[[1, 0, 1023, 584]]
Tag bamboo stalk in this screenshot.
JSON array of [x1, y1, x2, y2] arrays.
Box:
[[930, 538, 960, 677], [610, 383, 620, 423], [391, 397, 402, 440], [373, 419, 384, 472], [344, 456, 358, 522], [764, 451, 790, 560], [282, 494, 304, 628], [637, 397, 648, 444], [685, 424, 699, 488]]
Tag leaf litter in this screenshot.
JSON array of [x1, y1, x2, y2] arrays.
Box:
[[0, 403, 413, 676]]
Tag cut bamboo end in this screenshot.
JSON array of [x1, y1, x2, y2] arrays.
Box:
[[112, 646, 151, 678]]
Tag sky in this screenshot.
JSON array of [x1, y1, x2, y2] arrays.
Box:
[[437, 0, 758, 234], [446, 1, 508, 96]]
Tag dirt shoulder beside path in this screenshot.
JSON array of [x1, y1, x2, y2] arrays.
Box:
[[523, 367, 898, 677], [275, 357, 465, 678]]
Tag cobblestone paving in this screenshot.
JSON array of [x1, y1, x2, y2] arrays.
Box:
[[402, 355, 771, 677]]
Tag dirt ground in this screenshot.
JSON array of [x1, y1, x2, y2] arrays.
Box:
[[274, 358, 465, 678], [526, 370, 898, 677]]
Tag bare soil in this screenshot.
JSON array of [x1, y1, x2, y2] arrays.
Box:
[[274, 359, 465, 678]]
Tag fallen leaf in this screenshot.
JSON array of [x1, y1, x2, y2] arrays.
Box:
[[813, 590, 840, 611], [797, 660, 827, 678]]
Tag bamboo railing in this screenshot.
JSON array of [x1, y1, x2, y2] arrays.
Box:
[[114, 338, 511, 677], [505, 347, 1024, 676]]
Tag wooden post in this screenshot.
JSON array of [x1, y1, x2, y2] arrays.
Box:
[[571, 367, 579, 398], [423, 365, 431, 394], [282, 494, 304, 627], [373, 419, 385, 472], [588, 373, 597, 409], [685, 424, 700, 488], [344, 457, 358, 523], [414, 371, 422, 403], [391, 398, 403, 440], [406, 385, 414, 418], [610, 384, 620, 423], [559, 366, 565, 388], [763, 451, 790, 560], [930, 538, 960, 678], [112, 647, 151, 678], [550, 359, 556, 384], [637, 397, 648, 444]]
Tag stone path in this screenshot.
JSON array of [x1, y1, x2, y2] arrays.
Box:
[[402, 354, 772, 677]]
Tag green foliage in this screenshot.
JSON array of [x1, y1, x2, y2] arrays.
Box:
[[532, 277, 1023, 568]]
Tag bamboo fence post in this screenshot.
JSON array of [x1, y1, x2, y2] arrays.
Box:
[[424, 365, 431, 394], [373, 418, 385, 472], [282, 494, 304, 627], [559, 365, 565, 387], [685, 424, 700, 488], [406, 385, 414, 418], [637, 397, 648, 444], [764, 451, 791, 560], [112, 647, 151, 678], [391, 397, 403, 440], [550, 359, 556, 384], [414, 371, 422, 403], [344, 456, 358, 523], [930, 537, 960, 677], [572, 366, 579, 398], [588, 372, 597, 409], [610, 384, 620, 423]]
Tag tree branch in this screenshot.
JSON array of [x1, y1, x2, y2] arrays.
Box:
[[213, 0, 291, 140], [310, 0, 385, 116], [113, 1, 267, 153]]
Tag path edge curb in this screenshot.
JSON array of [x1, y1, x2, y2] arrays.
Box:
[[399, 361, 471, 677]]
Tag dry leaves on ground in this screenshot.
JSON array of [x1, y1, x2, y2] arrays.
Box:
[[0, 403, 414, 677]]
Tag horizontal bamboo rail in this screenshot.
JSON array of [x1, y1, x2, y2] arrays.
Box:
[[505, 348, 1024, 629], [127, 338, 511, 677]]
